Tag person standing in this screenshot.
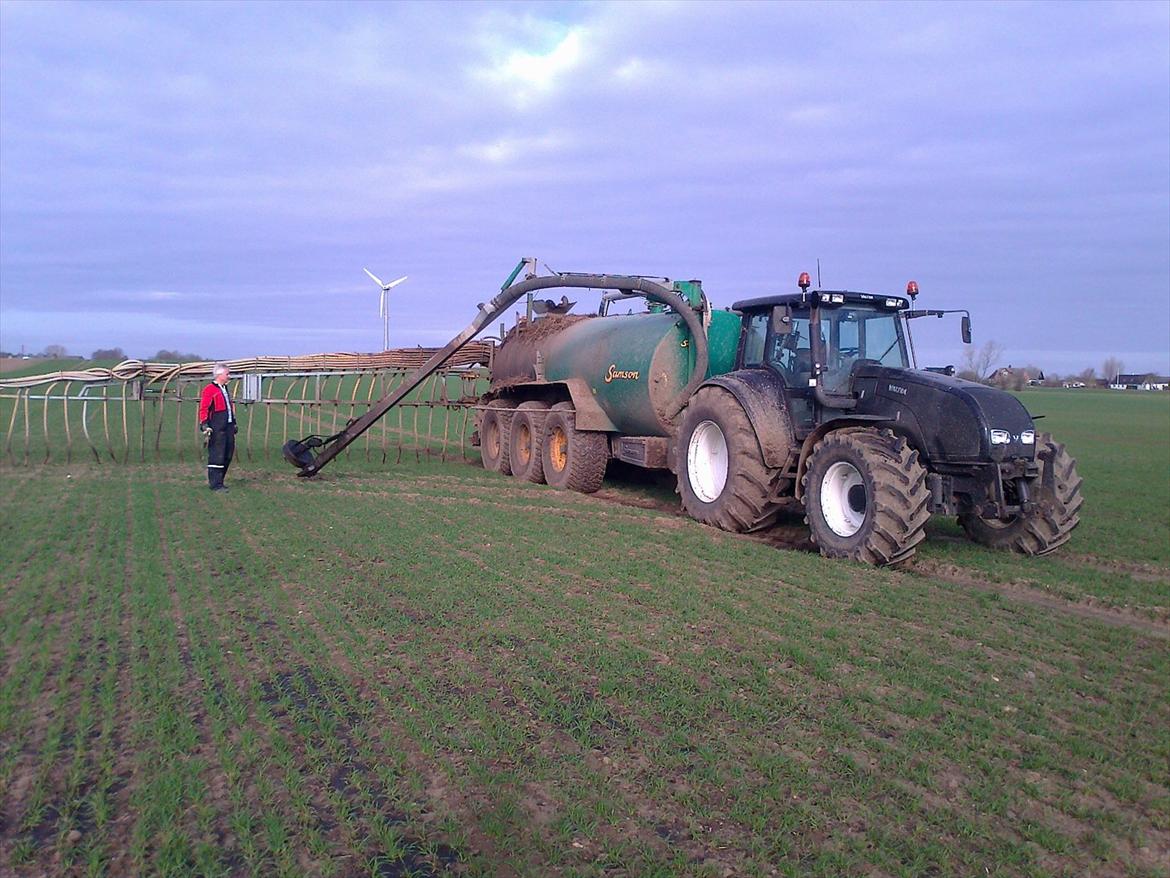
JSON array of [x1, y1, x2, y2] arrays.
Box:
[[199, 364, 237, 492]]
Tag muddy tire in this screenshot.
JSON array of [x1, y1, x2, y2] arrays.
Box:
[[958, 432, 1083, 555], [479, 399, 515, 475], [677, 387, 781, 533], [802, 429, 930, 566], [541, 402, 608, 493], [509, 401, 550, 484]]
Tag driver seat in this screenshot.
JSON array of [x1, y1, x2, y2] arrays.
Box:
[[792, 348, 813, 385]]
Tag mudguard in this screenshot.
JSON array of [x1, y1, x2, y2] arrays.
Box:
[[699, 370, 796, 470]]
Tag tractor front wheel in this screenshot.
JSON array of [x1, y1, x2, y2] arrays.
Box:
[[540, 403, 608, 493], [958, 433, 1083, 555], [802, 429, 930, 566]]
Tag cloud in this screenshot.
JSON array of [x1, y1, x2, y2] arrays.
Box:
[[457, 132, 567, 165], [491, 29, 584, 96]]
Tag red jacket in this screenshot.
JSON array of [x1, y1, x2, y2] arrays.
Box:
[[199, 382, 235, 427]]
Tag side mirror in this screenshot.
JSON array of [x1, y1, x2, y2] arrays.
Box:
[[961, 315, 972, 345], [771, 305, 793, 335]]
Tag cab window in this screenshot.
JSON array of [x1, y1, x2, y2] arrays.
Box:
[[770, 310, 814, 386], [742, 314, 768, 366]]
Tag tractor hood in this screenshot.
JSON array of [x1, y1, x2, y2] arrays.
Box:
[[851, 365, 1037, 463]]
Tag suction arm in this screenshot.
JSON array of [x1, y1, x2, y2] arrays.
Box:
[[294, 266, 708, 476]]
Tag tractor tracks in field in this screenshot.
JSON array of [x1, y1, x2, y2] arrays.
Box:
[[397, 470, 1170, 640], [905, 560, 1169, 640], [591, 483, 1170, 640], [146, 463, 1170, 640]]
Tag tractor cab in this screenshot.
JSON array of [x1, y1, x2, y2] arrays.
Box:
[[733, 288, 912, 396]]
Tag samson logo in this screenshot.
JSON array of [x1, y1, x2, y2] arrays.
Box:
[[887, 384, 908, 396], [605, 364, 640, 383]]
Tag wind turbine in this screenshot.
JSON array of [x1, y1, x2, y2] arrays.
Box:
[[362, 268, 408, 351]]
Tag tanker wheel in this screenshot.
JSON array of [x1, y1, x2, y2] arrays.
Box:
[[958, 432, 1083, 555], [508, 401, 550, 484], [802, 429, 930, 566], [676, 387, 781, 533], [479, 399, 516, 475], [541, 402, 608, 493]]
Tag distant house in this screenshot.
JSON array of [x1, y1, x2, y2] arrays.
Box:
[[1111, 373, 1170, 391], [988, 366, 1043, 389]]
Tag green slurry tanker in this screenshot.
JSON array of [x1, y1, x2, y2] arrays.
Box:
[[286, 260, 1082, 566]]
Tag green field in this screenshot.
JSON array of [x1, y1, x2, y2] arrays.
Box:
[[0, 358, 125, 378], [1, 389, 1167, 876]]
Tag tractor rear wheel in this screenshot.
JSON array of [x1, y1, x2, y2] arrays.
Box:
[[958, 433, 1083, 555], [541, 402, 608, 493], [677, 387, 781, 533], [509, 401, 550, 483], [802, 429, 930, 566], [479, 399, 515, 475]]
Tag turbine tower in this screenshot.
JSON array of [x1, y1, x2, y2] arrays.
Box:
[[362, 268, 408, 351]]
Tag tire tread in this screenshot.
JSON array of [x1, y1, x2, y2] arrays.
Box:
[[958, 432, 1082, 555], [803, 429, 930, 566]]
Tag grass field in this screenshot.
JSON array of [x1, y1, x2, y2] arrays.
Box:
[[1, 389, 1167, 876], [0, 359, 123, 378]]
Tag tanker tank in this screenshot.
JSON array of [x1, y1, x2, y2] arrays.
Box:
[[491, 308, 740, 436]]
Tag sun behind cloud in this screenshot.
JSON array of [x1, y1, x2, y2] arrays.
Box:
[[474, 26, 586, 105]]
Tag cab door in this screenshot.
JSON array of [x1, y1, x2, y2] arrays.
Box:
[[737, 307, 817, 435]]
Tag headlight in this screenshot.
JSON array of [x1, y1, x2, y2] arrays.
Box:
[[990, 429, 1010, 445], [1021, 430, 1035, 444]]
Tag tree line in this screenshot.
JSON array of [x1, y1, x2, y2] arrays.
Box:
[[960, 342, 1140, 389], [0, 345, 207, 362]]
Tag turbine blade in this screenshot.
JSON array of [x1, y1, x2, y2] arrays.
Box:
[[379, 289, 386, 318], [385, 275, 408, 289], [363, 267, 385, 287]]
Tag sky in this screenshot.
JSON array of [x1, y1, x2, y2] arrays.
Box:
[[1, 0, 1168, 376]]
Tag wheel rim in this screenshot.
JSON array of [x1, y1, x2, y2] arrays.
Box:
[[687, 420, 728, 503], [549, 426, 568, 473], [820, 461, 868, 537], [516, 422, 531, 465]]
